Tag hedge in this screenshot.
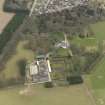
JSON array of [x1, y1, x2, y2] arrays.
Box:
[[44, 82, 54, 88], [0, 78, 24, 88], [66, 75, 83, 85], [17, 59, 27, 77]]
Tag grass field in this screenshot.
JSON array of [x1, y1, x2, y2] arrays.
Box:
[[66, 21, 105, 105], [0, 85, 93, 105], [71, 37, 98, 47], [85, 56, 105, 105], [85, 59, 105, 105], [1, 41, 34, 79], [71, 21, 105, 48], [85, 21, 105, 105], [91, 21, 105, 42]]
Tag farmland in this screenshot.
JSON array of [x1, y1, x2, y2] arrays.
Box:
[[0, 85, 93, 105], [0, 41, 34, 79], [85, 21, 105, 105]]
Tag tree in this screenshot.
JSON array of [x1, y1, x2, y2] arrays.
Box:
[[44, 82, 54, 88], [66, 75, 83, 85], [17, 59, 27, 77]]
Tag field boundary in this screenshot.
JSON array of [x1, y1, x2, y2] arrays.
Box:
[[84, 82, 96, 105], [85, 54, 104, 74]]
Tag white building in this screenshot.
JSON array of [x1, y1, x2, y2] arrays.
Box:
[[30, 63, 38, 75]]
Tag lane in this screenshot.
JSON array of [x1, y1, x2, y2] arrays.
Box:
[[29, 0, 38, 16]]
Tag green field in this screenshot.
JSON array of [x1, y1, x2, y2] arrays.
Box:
[[85, 21, 105, 105], [91, 21, 105, 42], [86, 56, 105, 105], [71, 21, 105, 48], [66, 21, 105, 105], [0, 85, 93, 105], [71, 37, 98, 47], [0, 41, 34, 79]]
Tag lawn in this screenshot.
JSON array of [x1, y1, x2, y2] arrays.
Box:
[[55, 48, 69, 56], [0, 84, 93, 105], [1, 41, 34, 79], [71, 37, 98, 47], [91, 21, 105, 42], [71, 21, 105, 48]]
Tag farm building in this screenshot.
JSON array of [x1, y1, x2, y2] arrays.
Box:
[[26, 55, 52, 84]]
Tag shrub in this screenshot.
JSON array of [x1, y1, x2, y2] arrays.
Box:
[[0, 78, 23, 88], [66, 75, 83, 85], [17, 59, 27, 77], [0, 80, 4, 88], [44, 82, 54, 88]]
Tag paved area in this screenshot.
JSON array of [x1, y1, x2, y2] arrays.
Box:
[[0, 0, 14, 34]]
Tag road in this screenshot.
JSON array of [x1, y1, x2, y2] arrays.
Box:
[[29, 0, 38, 16]]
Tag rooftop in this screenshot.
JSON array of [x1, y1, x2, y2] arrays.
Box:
[[26, 57, 52, 84]]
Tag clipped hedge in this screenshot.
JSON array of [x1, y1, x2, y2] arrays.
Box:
[[67, 75, 83, 85], [17, 59, 27, 77], [0, 13, 26, 54], [44, 82, 54, 88], [0, 78, 24, 88]]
